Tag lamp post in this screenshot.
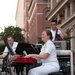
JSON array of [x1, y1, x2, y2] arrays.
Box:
[[21, 28, 26, 35], [21, 28, 29, 42]]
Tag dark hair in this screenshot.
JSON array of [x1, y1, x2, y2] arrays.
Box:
[[7, 35, 14, 39], [51, 20, 57, 24], [45, 30, 53, 40]]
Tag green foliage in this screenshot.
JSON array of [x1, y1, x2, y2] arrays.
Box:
[[0, 26, 25, 42], [0, 45, 5, 54], [37, 37, 44, 44]]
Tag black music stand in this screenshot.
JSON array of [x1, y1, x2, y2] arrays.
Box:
[[15, 42, 40, 55]]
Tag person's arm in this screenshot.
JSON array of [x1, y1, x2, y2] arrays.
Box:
[[3, 47, 8, 55], [25, 53, 50, 59], [0, 54, 5, 58], [14, 54, 22, 57], [56, 26, 67, 38], [0, 46, 8, 58], [10, 54, 22, 61]]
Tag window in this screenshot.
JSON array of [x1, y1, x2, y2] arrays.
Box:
[[43, 0, 48, 3], [45, 10, 50, 15], [45, 10, 50, 21]]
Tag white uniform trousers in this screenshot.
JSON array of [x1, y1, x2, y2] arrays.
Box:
[[28, 63, 60, 75]]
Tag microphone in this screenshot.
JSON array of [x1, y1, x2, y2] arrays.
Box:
[[23, 51, 27, 56]]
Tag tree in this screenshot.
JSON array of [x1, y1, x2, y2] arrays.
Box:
[[0, 26, 25, 42], [37, 37, 44, 44]]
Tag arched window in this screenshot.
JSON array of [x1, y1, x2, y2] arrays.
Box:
[[45, 10, 49, 15], [45, 10, 50, 21]]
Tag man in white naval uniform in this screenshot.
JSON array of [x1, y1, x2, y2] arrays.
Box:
[[0, 35, 18, 75]]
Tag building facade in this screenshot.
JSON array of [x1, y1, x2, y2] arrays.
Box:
[[16, 0, 51, 44], [24, 0, 30, 42], [46, 0, 75, 51], [24, 0, 51, 44], [15, 0, 24, 30]]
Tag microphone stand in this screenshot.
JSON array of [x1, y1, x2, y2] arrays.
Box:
[[1, 52, 13, 75], [3, 39, 15, 75], [1, 52, 9, 75], [7, 53, 13, 75]]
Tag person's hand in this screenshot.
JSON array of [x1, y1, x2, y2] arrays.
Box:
[[56, 25, 61, 30], [11, 55, 17, 61], [24, 54, 33, 58], [0, 55, 4, 58]]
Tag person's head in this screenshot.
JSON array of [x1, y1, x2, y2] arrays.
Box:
[[7, 35, 14, 45], [41, 30, 53, 43], [51, 20, 57, 30]]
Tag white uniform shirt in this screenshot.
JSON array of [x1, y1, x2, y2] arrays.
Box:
[[51, 29, 63, 41], [3, 42, 18, 55], [40, 40, 58, 64]]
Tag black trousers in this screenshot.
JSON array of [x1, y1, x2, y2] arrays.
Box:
[[11, 62, 24, 75], [11, 61, 37, 75]]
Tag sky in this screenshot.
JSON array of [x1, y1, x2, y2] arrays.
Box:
[[0, 0, 18, 32]]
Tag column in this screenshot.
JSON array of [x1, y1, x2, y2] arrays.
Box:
[[65, 5, 68, 20], [70, 0, 73, 16], [71, 24, 75, 52]]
